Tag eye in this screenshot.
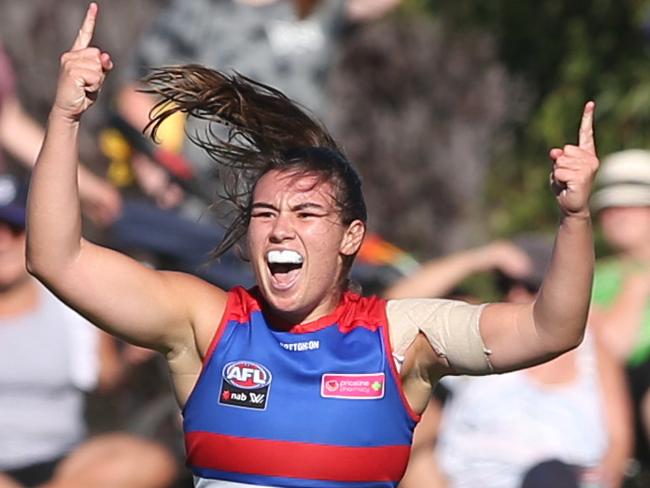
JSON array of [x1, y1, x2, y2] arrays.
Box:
[[297, 212, 319, 219], [251, 211, 276, 219]]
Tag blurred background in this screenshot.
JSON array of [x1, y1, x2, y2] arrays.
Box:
[[2, 1, 650, 487], [3, 0, 647, 296], [4, 0, 640, 259]]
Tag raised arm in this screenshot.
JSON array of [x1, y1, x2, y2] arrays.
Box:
[[25, 3, 226, 355], [480, 102, 599, 371]]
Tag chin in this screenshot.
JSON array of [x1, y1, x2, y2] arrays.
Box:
[[262, 286, 317, 322], [263, 287, 302, 312]]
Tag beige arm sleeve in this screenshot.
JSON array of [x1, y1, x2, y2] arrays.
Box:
[[386, 298, 494, 375]]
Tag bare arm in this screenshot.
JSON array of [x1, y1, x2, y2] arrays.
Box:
[[384, 240, 532, 300], [389, 104, 598, 417], [394, 103, 598, 388], [0, 95, 49, 169], [26, 3, 225, 355], [480, 102, 598, 371]]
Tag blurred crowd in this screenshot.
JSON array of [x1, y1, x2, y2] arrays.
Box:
[[2, 1, 650, 487]]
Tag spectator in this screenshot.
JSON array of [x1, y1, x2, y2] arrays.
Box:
[[590, 149, 650, 471], [389, 238, 632, 488], [0, 174, 176, 488]]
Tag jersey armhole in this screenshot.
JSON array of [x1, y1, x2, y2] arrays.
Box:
[[201, 287, 242, 368], [380, 303, 422, 423], [183, 287, 252, 416]]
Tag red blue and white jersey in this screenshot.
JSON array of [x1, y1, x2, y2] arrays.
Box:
[[183, 286, 419, 488]]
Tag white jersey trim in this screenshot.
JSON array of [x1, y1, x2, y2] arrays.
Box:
[[194, 476, 279, 488]]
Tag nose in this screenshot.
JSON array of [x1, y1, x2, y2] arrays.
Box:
[[269, 213, 295, 243]]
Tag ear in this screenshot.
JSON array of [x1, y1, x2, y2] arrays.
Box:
[[340, 220, 366, 256]]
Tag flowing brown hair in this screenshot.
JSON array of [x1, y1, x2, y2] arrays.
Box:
[[142, 64, 367, 262]]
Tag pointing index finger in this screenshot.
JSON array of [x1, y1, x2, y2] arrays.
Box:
[[71, 2, 98, 51], [578, 100, 596, 155]]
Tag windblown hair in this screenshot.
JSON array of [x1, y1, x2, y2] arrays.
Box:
[[142, 64, 367, 261]]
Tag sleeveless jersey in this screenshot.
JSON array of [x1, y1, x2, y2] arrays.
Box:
[[183, 287, 419, 488]]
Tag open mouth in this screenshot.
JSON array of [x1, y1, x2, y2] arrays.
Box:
[[267, 250, 304, 290]]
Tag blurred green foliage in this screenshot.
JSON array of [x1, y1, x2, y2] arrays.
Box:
[[394, 0, 650, 298], [403, 0, 650, 241]]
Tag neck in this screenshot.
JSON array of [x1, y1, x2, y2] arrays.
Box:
[[263, 289, 344, 331]]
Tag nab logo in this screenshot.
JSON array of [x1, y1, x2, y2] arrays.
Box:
[[219, 360, 272, 410]]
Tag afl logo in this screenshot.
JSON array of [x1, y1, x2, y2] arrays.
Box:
[[223, 361, 272, 390]]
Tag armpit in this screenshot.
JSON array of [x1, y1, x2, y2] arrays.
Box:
[[386, 298, 493, 375]]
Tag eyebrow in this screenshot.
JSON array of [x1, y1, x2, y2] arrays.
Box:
[[251, 202, 277, 211], [291, 202, 327, 212], [251, 202, 328, 212]]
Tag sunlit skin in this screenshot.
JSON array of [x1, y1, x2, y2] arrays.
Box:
[[599, 206, 650, 259], [247, 170, 365, 326]]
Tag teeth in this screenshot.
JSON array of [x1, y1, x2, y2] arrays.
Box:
[[267, 250, 304, 264]]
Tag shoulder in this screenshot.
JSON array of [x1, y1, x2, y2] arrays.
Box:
[[386, 297, 490, 375], [160, 271, 229, 346], [160, 270, 228, 306], [385, 297, 485, 348], [220, 286, 266, 324], [337, 292, 387, 330], [386, 297, 485, 332]]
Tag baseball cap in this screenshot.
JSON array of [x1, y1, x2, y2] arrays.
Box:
[[591, 149, 650, 212], [0, 174, 27, 228]]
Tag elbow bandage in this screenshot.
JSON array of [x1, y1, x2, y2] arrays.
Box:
[[386, 299, 493, 374]]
